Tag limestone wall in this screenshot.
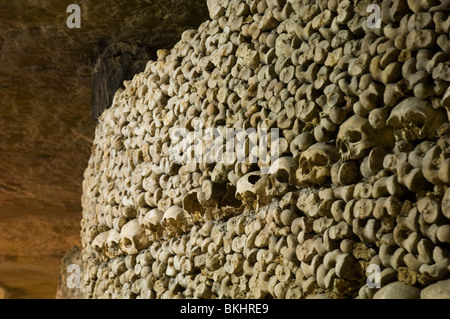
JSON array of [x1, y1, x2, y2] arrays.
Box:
[[0, 0, 209, 298], [80, 0, 450, 299], [56, 247, 85, 299]]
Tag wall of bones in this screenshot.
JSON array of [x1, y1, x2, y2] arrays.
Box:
[[80, 0, 450, 299]]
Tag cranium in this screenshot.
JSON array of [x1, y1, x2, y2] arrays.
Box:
[[141, 208, 164, 230], [337, 114, 394, 161], [255, 157, 296, 204], [267, 156, 296, 182], [119, 219, 150, 255], [92, 231, 109, 254], [161, 205, 185, 232], [105, 229, 121, 258], [296, 143, 339, 186], [236, 171, 261, 207], [387, 97, 446, 141]]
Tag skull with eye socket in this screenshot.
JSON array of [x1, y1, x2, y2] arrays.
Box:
[[387, 97, 446, 142], [255, 157, 296, 204], [296, 143, 340, 186], [337, 115, 394, 161], [119, 219, 151, 255], [105, 229, 121, 258]]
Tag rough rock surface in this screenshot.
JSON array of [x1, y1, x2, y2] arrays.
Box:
[[56, 246, 84, 299], [0, 0, 208, 299], [91, 43, 154, 119], [80, 0, 450, 299]]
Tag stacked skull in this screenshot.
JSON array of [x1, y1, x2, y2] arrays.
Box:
[[80, 0, 450, 299]]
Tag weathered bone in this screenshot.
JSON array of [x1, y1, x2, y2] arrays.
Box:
[[119, 219, 151, 255]]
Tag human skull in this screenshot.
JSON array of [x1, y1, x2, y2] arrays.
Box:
[[161, 205, 185, 232], [91, 231, 109, 254], [256, 157, 296, 204], [236, 171, 261, 207], [387, 97, 446, 141], [141, 208, 164, 230], [296, 143, 339, 186], [105, 229, 121, 258], [337, 114, 394, 161], [119, 219, 150, 255]]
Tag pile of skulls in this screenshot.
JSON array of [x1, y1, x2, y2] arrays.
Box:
[[80, 0, 450, 299]]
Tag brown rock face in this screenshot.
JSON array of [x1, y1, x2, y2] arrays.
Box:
[[0, 0, 208, 299], [56, 246, 84, 299], [91, 43, 153, 119]]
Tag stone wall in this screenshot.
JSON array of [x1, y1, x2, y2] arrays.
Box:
[[0, 0, 209, 298], [91, 43, 154, 119], [56, 246, 85, 299], [80, 0, 450, 299]]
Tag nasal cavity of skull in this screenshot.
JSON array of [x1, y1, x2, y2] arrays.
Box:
[[301, 160, 310, 175]]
